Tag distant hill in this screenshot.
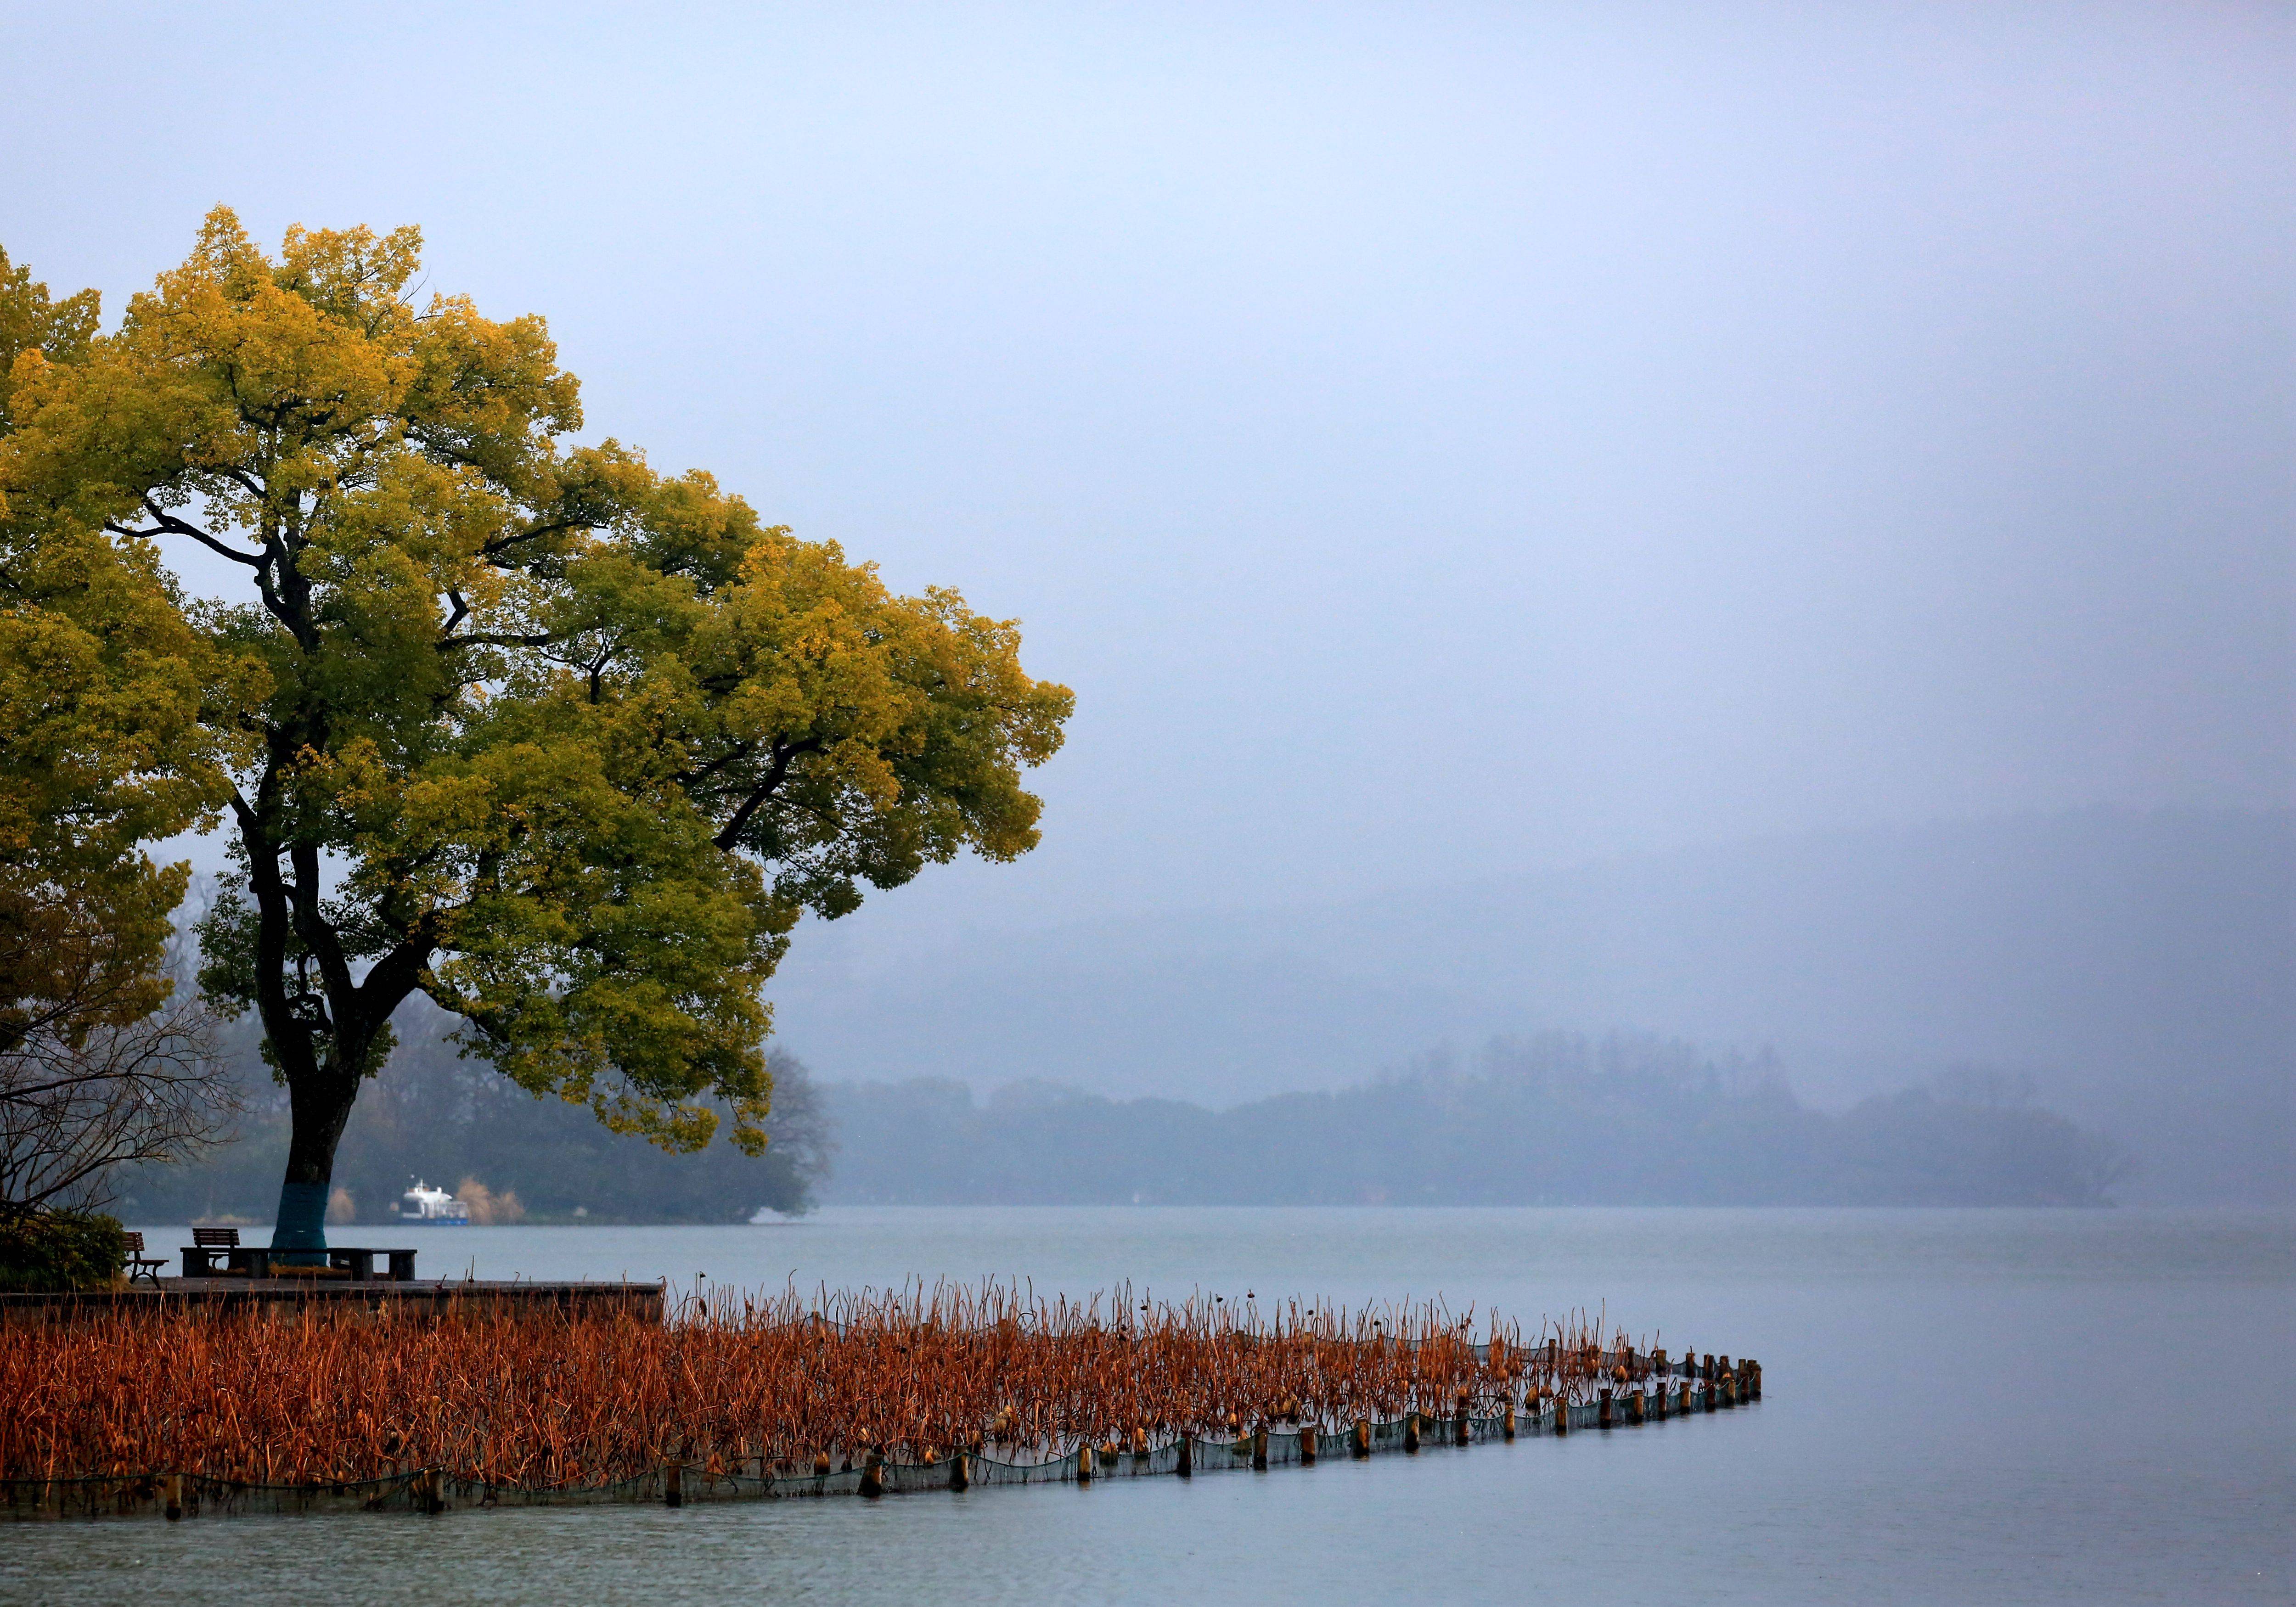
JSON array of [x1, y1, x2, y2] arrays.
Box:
[[769, 809, 2293, 1203], [819, 1034, 2134, 1208]]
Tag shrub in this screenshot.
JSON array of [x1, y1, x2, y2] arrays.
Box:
[[0, 1210, 129, 1293]]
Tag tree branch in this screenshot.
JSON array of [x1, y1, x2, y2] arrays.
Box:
[[437, 630, 561, 652], [480, 516, 587, 561], [674, 741, 759, 788], [712, 739, 822, 853], [107, 506, 264, 569]]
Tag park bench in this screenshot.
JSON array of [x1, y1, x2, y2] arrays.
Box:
[[184, 1226, 243, 1276], [180, 1226, 418, 1282], [121, 1231, 167, 1287]]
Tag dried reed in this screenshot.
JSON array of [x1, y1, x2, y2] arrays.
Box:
[[2, 1282, 1656, 1489]]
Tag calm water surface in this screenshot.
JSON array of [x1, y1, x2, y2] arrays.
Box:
[[8, 1208, 2290, 1605]]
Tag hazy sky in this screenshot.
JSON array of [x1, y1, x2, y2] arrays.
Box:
[[5, 0, 2288, 927]]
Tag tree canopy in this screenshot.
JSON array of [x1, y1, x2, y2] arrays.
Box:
[[1, 244, 233, 1057], [0, 212, 1069, 1240]]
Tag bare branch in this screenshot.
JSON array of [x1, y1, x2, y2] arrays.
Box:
[[0, 996, 239, 1217]]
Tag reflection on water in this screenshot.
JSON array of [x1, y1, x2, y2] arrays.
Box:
[[11, 1208, 2290, 1606]]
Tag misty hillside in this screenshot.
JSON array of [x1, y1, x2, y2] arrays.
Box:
[[770, 809, 2292, 1204], [820, 1034, 2131, 1208]]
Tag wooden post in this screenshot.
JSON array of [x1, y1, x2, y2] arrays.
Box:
[[1598, 1388, 1613, 1430], [1404, 1413, 1421, 1453], [1702, 1379, 1715, 1414], [1454, 1394, 1471, 1447], [1352, 1419, 1371, 1459], [860, 1449, 885, 1498], [1503, 1404, 1517, 1441], [1075, 1444, 1093, 1485], [1553, 1398, 1568, 1437], [1176, 1435, 1193, 1478], [664, 1459, 684, 1507], [1300, 1424, 1318, 1464], [1252, 1425, 1268, 1470], [162, 1473, 183, 1522], [1627, 1389, 1645, 1426], [949, 1451, 970, 1493]]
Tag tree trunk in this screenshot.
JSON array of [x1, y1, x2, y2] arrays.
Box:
[[271, 1064, 360, 1260]]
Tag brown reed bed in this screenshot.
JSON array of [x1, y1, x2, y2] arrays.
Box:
[[1, 1281, 1720, 1493]]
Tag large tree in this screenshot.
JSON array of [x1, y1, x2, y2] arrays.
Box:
[[0, 212, 1071, 1252]]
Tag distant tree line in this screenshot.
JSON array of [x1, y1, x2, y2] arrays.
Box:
[[113, 1008, 834, 1225], [818, 1034, 2133, 1207], [118, 1027, 2129, 1222]]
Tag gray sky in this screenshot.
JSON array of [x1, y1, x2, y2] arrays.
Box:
[[5, 0, 2289, 930]]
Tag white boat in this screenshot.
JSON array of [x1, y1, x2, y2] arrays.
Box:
[[400, 1180, 471, 1224]]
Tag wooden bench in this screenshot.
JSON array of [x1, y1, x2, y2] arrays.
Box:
[[182, 1226, 243, 1277], [121, 1231, 167, 1287], [182, 1226, 245, 1277], [282, 1247, 419, 1282]]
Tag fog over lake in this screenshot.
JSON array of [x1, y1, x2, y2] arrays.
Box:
[[6, 4, 2288, 1192]]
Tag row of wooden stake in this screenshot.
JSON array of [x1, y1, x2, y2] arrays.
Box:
[[657, 1356, 1763, 1507]]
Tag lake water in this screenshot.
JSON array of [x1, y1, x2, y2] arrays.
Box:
[[8, 1207, 2290, 1605]]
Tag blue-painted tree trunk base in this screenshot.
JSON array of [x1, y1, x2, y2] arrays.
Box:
[[270, 1182, 330, 1263]]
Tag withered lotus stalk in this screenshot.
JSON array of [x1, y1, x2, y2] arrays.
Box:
[[0, 1282, 1645, 1487]]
